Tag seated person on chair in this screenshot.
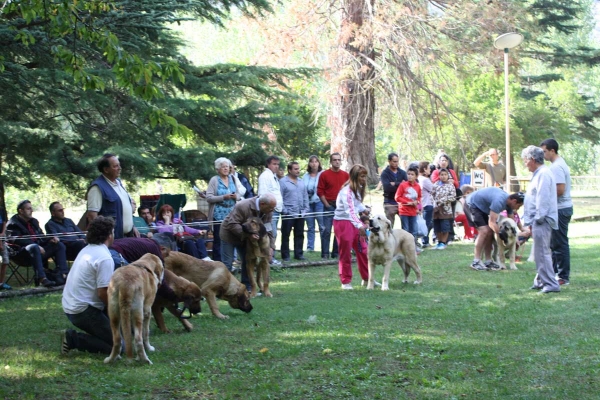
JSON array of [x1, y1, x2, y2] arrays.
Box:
[[7, 200, 69, 287], [155, 204, 211, 261], [134, 205, 155, 238], [0, 206, 11, 290], [45, 201, 87, 261]]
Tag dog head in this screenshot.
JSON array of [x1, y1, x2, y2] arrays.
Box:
[[242, 217, 267, 239], [136, 253, 164, 288], [222, 280, 253, 314], [181, 282, 202, 316], [369, 214, 392, 243], [497, 215, 518, 246]]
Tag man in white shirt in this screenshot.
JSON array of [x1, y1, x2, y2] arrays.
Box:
[[540, 138, 573, 286], [61, 216, 117, 355], [257, 155, 283, 265], [86, 153, 139, 239]]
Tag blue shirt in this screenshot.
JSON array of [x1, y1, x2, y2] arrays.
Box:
[[467, 187, 510, 215], [279, 176, 309, 216]]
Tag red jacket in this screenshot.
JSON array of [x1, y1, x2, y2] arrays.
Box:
[[431, 168, 459, 188], [395, 180, 422, 217]]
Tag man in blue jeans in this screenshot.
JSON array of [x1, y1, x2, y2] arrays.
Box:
[[541, 139, 573, 286], [61, 216, 116, 355]]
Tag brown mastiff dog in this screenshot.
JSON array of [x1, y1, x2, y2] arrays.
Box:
[[164, 251, 253, 320], [241, 216, 272, 298], [152, 269, 202, 333], [104, 253, 164, 365]]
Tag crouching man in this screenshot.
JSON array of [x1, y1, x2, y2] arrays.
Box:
[[61, 216, 116, 355]]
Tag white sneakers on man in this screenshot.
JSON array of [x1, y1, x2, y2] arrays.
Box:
[[341, 283, 353, 290]]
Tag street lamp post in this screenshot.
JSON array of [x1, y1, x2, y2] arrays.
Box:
[[494, 32, 523, 192]]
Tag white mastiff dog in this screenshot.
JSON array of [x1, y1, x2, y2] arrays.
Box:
[[492, 214, 519, 270], [367, 215, 423, 290]]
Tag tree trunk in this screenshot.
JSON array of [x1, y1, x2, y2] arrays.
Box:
[[330, 0, 379, 184]]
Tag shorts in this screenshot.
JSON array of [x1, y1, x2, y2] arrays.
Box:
[[433, 219, 452, 233], [470, 206, 489, 228]]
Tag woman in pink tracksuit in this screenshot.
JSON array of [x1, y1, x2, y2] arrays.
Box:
[[333, 164, 370, 290]]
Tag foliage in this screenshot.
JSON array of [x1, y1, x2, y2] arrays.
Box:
[[0, 0, 321, 212], [2, 223, 600, 398]]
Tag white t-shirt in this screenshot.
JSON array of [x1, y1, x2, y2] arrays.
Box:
[[62, 244, 114, 314], [550, 156, 572, 209], [258, 168, 283, 212], [87, 175, 134, 234]]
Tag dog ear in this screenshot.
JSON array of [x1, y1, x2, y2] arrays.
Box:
[[259, 222, 267, 237]]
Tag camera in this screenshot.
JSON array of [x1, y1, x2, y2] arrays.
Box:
[[307, 189, 315, 197]]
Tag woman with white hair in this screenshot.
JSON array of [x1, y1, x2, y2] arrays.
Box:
[[206, 157, 241, 268]]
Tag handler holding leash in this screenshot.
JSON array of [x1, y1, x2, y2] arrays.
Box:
[[333, 165, 371, 290]]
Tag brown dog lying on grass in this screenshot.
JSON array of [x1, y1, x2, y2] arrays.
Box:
[[152, 269, 202, 333], [164, 251, 253, 320], [104, 253, 164, 365], [241, 216, 272, 298]]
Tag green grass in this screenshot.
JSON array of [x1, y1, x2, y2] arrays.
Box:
[[1, 221, 600, 399]]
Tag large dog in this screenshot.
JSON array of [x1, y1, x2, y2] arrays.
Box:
[[241, 217, 272, 298], [492, 214, 519, 270], [152, 269, 202, 333], [104, 253, 164, 365], [164, 251, 253, 320], [367, 215, 423, 290]]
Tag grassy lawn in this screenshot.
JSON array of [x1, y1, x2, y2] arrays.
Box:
[[1, 221, 600, 399]]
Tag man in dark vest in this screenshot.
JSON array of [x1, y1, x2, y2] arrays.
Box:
[[86, 153, 139, 239]]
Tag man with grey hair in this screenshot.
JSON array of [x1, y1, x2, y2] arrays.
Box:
[[220, 193, 276, 293], [540, 138, 572, 286], [520, 145, 560, 293]]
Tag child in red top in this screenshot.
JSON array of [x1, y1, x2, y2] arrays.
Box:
[[395, 166, 422, 244]]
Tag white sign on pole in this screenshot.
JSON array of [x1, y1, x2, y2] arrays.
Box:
[[471, 169, 487, 188]]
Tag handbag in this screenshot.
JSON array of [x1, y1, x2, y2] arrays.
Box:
[[174, 232, 195, 243], [416, 215, 428, 237]]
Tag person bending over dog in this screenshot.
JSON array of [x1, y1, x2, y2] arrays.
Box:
[[61, 216, 117, 355], [220, 193, 277, 293]]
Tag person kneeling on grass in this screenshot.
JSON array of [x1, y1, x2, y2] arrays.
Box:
[[431, 169, 456, 250], [61, 216, 117, 355]]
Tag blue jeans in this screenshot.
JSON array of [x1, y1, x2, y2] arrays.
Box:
[[552, 206, 572, 281], [221, 241, 250, 289], [400, 215, 417, 239], [65, 306, 114, 354], [321, 204, 338, 257], [212, 223, 222, 261], [13, 242, 69, 280], [421, 205, 433, 245], [180, 238, 208, 259], [271, 212, 280, 245], [306, 202, 324, 251]]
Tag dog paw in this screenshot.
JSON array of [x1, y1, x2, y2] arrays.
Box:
[[366, 285, 374, 290], [103, 356, 114, 364], [510, 266, 518, 270], [381, 286, 390, 291], [414, 281, 422, 285], [216, 314, 229, 320], [402, 280, 408, 284], [146, 344, 155, 352], [263, 292, 273, 298]]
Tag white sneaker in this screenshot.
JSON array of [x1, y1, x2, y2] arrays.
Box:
[[202, 257, 212, 261], [341, 283, 353, 290], [271, 259, 282, 266]]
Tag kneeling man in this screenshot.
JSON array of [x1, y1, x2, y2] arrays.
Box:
[[61, 216, 116, 355]]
